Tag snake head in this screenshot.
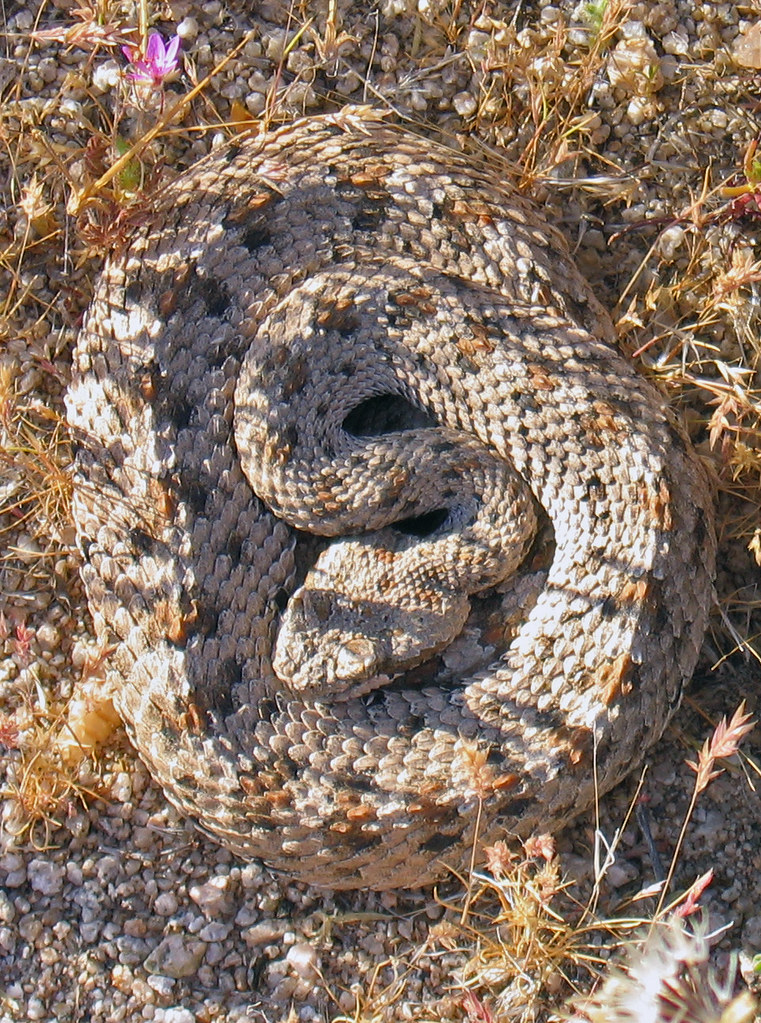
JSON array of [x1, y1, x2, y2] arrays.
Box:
[[272, 567, 472, 700], [272, 586, 391, 699]]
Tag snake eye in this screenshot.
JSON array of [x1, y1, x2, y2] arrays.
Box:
[[335, 637, 378, 681]]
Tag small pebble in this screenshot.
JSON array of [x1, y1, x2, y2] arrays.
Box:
[[164, 1010, 196, 1023], [154, 892, 179, 916], [242, 920, 289, 946], [452, 91, 477, 117], [656, 224, 686, 260], [286, 942, 320, 980], [199, 921, 231, 942], [177, 18, 199, 41], [144, 934, 206, 979], [189, 876, 234, 917], [27, 859, 65, 896], [147, 974, 176, 996], [35, 621, 59, 651]]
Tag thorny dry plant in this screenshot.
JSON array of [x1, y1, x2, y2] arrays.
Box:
[[385, 708, 757, 1023], [1, 703, 108, 853], [325, 707, 758, 1022], [0, 359, 71, 542], [1, 1, 761, 1021]]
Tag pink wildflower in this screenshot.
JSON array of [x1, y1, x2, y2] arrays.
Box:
[[122, 31, 181, 86]]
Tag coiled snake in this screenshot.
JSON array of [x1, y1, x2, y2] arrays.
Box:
[[66, 109, 715, 889]]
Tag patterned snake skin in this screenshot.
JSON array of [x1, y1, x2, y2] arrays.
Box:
[[66, 108, 716, 889]]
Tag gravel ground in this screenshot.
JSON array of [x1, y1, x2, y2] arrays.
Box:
[[1, 1, 761, 1020]]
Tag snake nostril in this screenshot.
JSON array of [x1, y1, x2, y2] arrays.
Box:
[[393, 508, 450, 537], [342, 393, 435, 437]]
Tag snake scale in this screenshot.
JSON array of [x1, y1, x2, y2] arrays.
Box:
[[66, 108, 716, 889]]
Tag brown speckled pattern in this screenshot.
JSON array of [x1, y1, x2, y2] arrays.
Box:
[[65, 108, 715, 890]]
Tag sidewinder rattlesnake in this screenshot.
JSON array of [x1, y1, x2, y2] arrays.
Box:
[[66, 108, 716, 889]]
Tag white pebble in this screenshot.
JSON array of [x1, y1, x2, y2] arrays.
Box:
[[154, 893, 179, 916], [27, 858, 64, 895], [234, 905, 257, 927], [95, 854, 120, 883], [199, 922, 230, 942], [189, 875, 234, 917], [626, 95, 653, 125], [162, 1009, 195, 1023], [245, 92, 266, 115], [619, 19, 649, 40], [177, 18, 199, 41], [202, 0, 222, 19], [0, 892, 14, 924], [452, 91, 477, 117], [80, 921, 102, 943], [38, 57, 58, 83], [662, 29, 690, 56], [92, 61, 122, 92], [59, 98, 83, 119], [246, 71, 268, 94], [708, 108, 729, 129], [465, 28, 491, 62], [656, 225, 685, 261], [607, 34, 663, 94], [242, 920, 288, 946], [110, 771, 132, 802], [19, 915, 42, 941], [66, 863, 83, 885], [286, 942, 320, 979], [383, 0, 413, 15], [266, 29, 294, 62], [27, 996, 45, 1020], [13, 534, 40, 563], [147, 974, 176, 995], [35, 622, 59, 652]]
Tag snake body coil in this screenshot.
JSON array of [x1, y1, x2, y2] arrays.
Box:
[[66, 110, 715, 889]]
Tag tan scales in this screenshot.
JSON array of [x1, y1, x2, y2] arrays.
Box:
[[66, 109, 715, 890]]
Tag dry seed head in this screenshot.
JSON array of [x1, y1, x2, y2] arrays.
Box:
[[686, 703, 755, 794], [572, 917, 756, 1023]]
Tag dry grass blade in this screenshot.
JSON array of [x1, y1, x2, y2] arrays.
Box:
[[672, 870, 714, 921], [447, 698, 759, 1021], [28, 4, 128, 51]]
